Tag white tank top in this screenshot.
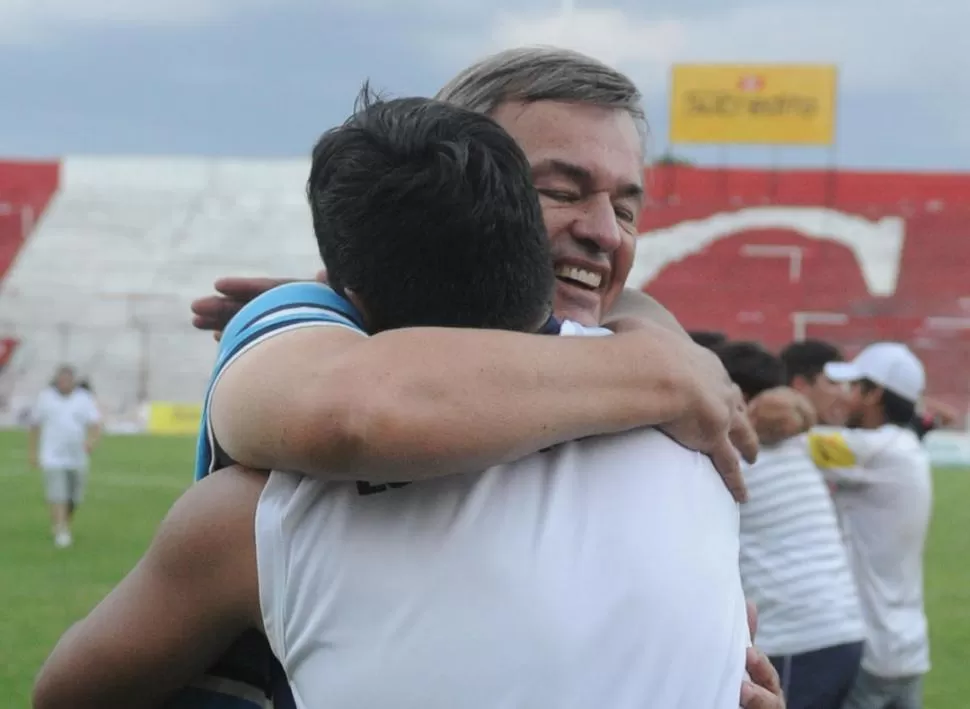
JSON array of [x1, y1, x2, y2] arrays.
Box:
[[256, 429, 749, 709]]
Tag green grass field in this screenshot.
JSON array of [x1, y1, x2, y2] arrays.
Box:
[[1, 429, 967, 708]]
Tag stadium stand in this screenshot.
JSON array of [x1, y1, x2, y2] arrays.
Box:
[[0, 160, 59, 389], [0, 158, 967, 429], [0, 157, 317, 421], [638, 165, 970, 425]]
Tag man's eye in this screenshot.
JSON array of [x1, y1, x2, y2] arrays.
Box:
[[614, 207, 636, 223], [539, 190, 579, 203]]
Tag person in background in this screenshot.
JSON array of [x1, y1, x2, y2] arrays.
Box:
[[781, 338, 957, 440], [780, 340, 849, 428], [812, 343, 932, 709], [28, 365, 101, 548], [722, 341, 866, 709]]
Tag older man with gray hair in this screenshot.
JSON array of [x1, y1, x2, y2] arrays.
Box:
[[193, 46, 756, 486], [185, 47, 780, 708]]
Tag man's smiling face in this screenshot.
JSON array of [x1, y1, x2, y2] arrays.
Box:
[[491, 100, 644, 326]]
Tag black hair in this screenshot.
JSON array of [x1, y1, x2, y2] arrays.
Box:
[[780, 339, 843, 386], [715, 341, 786, 401], [859, 379, 916, 426], [689, 330, 728, 351], [307, 83, 554, 334]]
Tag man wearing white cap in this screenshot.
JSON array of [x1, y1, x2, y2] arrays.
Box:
[[807, 342, 932, 709]]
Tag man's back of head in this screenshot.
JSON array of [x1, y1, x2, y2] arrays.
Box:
[[780, 340, 843, 388], [307, 84, 555, 334], [689, 330, 728, 351], [781, 339, 847, 426], [715, 341, 786, 402]]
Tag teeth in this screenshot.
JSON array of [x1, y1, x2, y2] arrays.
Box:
[[555, 265, 603, 288]]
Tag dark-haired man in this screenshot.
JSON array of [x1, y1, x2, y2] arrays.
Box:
[[35, 91, 755, 709], [714, 341, 785, 404], [812, 343, 932, 709], [690, 330, 728, 350], [191, 45, 783, 708], [781, 339, 850, 428]]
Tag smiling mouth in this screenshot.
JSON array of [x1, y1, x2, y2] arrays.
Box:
[[554, 265, 603, 290]]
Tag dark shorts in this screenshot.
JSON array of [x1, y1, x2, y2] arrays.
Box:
[[769, 641, 864, 709]]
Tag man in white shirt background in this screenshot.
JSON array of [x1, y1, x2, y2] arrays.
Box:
[[28, 364, 101, 549], [808, 343, 933, 709], [719, 341, 866, 709]]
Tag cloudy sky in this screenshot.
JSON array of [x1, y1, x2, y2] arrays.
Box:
[[1, 0, 968, 169]]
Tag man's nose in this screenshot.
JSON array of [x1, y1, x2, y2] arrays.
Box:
[[570, 194, 622, 254]]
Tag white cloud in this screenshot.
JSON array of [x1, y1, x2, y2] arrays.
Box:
[[467, 0, 970, 151], [0, 0, 283, 44], [485, 1, 970, 96]]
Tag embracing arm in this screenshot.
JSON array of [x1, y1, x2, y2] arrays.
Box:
[[202, 280, 751, 498], [603, 288, 687, 336], [32, 468, 264, 709], [210, 322, 706, 482]]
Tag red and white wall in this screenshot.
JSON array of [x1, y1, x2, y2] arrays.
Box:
[[636, 165, 970, 425], [0, 159, 967, 433], [0, 159, 59, 374]]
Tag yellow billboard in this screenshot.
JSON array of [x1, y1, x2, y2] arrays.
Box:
[[669, 64, 837, 146], [147, 402, 203, 436]]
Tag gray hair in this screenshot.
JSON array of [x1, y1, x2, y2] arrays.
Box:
[[435, 46, 648, 144]]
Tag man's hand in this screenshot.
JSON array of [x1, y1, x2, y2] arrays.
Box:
[[742, 646, 785, 708], [608, 316, 757, 503], [747, 387, 816, 446], [742, 600, 785, 708], [922, 396, 960, 427], [190, 271, 327, 340]]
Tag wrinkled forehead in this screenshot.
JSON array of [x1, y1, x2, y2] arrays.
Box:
[[490, 100, 644, 192]]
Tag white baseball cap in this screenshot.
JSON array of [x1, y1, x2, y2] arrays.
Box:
[[824, 342, 925, 404]]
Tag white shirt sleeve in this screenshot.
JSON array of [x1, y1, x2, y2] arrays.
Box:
[[559, 320, 613, 337]]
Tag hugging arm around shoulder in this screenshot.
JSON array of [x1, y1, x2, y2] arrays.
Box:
[[32, 468, 265, 709], [601, 288, 688, 336], [206, 283, 703, 484]]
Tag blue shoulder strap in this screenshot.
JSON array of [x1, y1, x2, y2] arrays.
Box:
[[194, 282, 364, 481]]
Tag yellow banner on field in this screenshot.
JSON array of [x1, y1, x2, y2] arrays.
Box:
[[669, 64, 837, 146], [147, 402, 203, 436]]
